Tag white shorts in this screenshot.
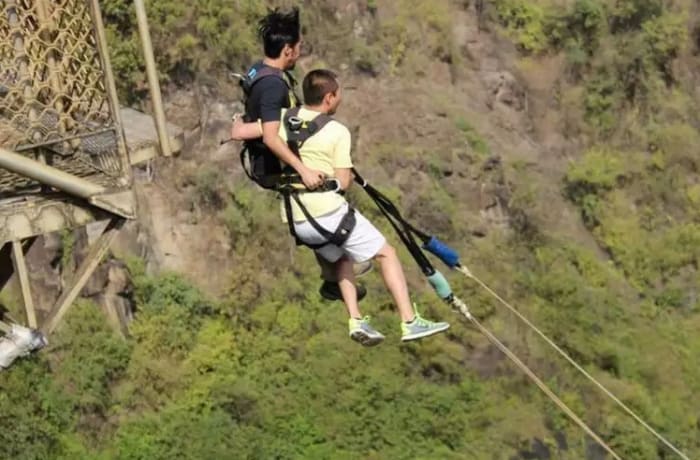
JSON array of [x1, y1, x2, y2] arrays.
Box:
[[293, 203, 386, 263]]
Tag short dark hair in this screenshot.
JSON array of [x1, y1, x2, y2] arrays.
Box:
[[258, 8, 301, 58], [303, 69, 339, 105]]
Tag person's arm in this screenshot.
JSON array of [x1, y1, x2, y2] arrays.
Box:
[[334, 167, 353, 190], [262, 120, 324, 189], [332, 124, 354, 190], [257, 82, 324, 189], [230, 115, 262, 141]]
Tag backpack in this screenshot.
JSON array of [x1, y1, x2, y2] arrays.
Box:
[[236, 65, 300, 189]]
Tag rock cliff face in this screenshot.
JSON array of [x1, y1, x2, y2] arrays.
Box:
[[2, 1, 699, 458]]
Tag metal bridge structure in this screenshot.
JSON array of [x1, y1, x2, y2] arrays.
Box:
[[0, 0, 182, 368]]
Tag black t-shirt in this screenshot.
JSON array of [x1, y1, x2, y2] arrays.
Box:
[[244, 62, 295, 124]]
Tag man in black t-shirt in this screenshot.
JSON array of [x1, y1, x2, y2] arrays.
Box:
[[237, 9, 321, 190], [239, 59, 303, 186], [244, 62, 296, 126], [232, 8, 368, 302]]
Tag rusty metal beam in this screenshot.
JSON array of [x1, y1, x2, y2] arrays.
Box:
[[10, 240, 37, 328], [134, 0, 172, 157], [0, 147, 105, 199], [42, 218, 123, 335], [89, 0, 132, 175]]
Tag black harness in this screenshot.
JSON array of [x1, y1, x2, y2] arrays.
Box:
[[280, 106, 357, 250], [239, 65, 301, 190]]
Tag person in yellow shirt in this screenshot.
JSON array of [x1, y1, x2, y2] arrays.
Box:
[[229, 7, 369, 305], [278, 69, 449, 345]]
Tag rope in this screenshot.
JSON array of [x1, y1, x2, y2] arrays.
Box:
[[350, 168, 686, 458], [456, 266, 690, 460], [448, 295, 621, 460]]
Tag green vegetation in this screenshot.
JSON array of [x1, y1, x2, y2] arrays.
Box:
[[3, 0, 699, 458], [494, 0, 693, 135], [456, 117, 491, 158], [495, 0, 551, 53], [104, 0, 458, 100]]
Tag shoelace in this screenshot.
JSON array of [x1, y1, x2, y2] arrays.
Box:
[[351, 316, 372, 325], [411, 315, 432, 327], [409, 303, 431, 326]]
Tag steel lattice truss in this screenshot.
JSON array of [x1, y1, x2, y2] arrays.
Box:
[[0, 0, 128, 197]]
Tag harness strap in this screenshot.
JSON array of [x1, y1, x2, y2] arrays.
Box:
[[280, 185, 356, 250], [282, 191, 306, 247], [284, 108, 334, 155], [352, 168, 436, 276], [291, 192, 356, 247], [246, 66, 300, 108]]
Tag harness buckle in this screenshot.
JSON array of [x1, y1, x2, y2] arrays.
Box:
[[325, 178, 342, 193], [287, 116, 303, 132]]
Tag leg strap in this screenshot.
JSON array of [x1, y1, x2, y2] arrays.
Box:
[[283, 191, 356, 249]]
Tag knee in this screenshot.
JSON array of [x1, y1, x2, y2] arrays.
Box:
[[336, 255, 352, 268], [375, 243, 397, 261]]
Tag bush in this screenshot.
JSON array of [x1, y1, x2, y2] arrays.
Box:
[[565, 147, 626, 200], [551, 0, 606, 55], [608, 0, 663, 33], [649, 123, 700, 172], [494, 0, 551, 53], [373, 0, 455, 75], [52, 301, 131, 415], [191, 166, 227, 211], [220, 181, 283, 250], [455, 117, 491, 158], [583, 74, 623, 133], [641, 13, 688, 81], [0, 361, 75, 460], [102, 0, 265, 97]]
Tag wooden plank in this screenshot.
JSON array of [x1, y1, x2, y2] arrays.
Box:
[[11, 240, 37, 328]]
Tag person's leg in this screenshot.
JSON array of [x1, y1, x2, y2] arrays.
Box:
[[365, 243, 450, 342], [317, 255, 370, 301], [340, 209, 450, 342], [290, 205, 365, 300], [317, 252, 338, 282], [373, 243, 415, 322], [337, 256, 360, 319], [317, 253, 372, 280], [339, 255, 384, 346]]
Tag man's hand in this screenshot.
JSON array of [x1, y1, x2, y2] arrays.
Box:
[[231, 114, 262, 141], [298, 165, 325, 190], [230, 115, 243, 140]]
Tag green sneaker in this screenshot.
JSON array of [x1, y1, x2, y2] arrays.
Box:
[[401, 309, 450, 342], [348, 316, 385, 347]]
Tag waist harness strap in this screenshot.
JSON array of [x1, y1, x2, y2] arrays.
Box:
[[280, 183, 356, 250]]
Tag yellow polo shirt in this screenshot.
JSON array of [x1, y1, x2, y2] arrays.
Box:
[[278, 107, 353, 222]]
